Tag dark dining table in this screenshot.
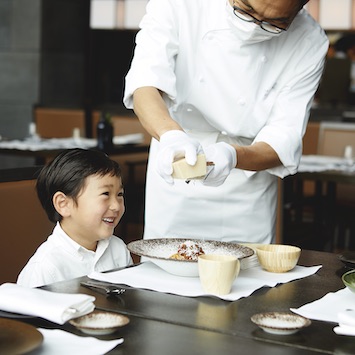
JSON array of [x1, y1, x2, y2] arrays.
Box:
[[14, 249, 355, 354]]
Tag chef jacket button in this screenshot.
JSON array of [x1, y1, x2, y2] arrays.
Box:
[[221, 131, 227, 135], [187, 107, 193, 112], [261, 56, 267, 63], [238, 98, 246, 105]]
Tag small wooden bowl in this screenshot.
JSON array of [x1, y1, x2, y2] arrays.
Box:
[[256, 244, 301, 273]]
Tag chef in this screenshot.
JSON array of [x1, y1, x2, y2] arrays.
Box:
[[123, 0, 329, 244]]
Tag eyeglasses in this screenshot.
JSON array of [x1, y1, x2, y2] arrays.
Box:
[[232, 5, 288, 34]]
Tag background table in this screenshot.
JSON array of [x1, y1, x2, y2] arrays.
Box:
[[283, 169, 355, 252]]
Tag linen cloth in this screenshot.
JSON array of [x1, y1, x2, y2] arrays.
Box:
[[0, 283, 95, 325], [0, 134, 144, 151], [89, 261, 321, 302], [32, 328, 123, 355], [291, 288, 355, 336]]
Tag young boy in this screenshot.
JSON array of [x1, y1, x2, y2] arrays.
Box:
[[17, 148, 133, 288]]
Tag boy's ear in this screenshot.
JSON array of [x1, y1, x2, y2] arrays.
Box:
[[52, 191, 72, 218]]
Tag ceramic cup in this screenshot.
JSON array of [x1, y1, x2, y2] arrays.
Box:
[[198, 254, 240, 296]]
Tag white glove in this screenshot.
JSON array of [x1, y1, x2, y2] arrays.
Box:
[[156, 130, 202, 184], [203, 142, 237, 187]]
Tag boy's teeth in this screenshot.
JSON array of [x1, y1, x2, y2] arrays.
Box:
[[103, 218, 114, 223]]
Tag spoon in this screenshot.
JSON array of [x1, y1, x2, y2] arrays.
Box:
[[80, 281, 125, 296]]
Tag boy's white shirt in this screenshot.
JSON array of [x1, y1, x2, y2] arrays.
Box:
[[17, 222, 132, 288]]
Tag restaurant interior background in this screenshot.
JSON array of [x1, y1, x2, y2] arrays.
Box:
[[0, 0, 355, 272]]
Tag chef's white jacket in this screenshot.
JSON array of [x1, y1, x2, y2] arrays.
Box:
[[124, 0, 329, 244]]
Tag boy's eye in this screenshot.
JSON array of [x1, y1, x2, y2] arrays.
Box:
[[118, 192, 124, 197], [102, 192, 110, 196]]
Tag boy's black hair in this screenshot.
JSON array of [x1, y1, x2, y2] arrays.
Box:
[[36, 148, 122, 223]]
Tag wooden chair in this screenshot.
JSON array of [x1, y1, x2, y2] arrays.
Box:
[[317, 122, 355, 250], [34, 107, 85, 138], [0, 167, 53, 283], [284, 121, 355, 251]]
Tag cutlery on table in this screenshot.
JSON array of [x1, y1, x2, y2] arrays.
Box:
[[80, 281, 125, 296]]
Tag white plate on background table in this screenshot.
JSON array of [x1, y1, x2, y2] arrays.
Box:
[[127, 238, 254, 277]]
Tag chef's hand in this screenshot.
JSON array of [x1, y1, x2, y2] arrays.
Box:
[[203, 142, 237, 187], [156, 130, 202, 184]]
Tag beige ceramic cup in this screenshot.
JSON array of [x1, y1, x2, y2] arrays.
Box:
[[198, 254, 240, 296]]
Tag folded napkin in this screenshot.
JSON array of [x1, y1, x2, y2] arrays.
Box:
[[35, 328, 123, 355], [89, 261, 321, 301], [291, 287, 355, 336], [334, 310, 355, 336], [0, 283, 95, 325]]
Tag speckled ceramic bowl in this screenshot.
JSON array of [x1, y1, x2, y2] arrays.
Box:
[[251, 312, 311, 335], [127, 238, 254, 277], [69, 310, 130, 335], [342, 269, 355, 293]]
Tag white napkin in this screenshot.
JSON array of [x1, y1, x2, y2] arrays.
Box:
[[291, 287, 355, 336], [31, 328, 123, 355], [89, 261, 321, 301], [0, 283, 95, 325], [334, 310, 355, 336]]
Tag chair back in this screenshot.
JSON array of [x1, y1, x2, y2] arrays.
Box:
[[0, 167, 53, 283], [35, 107, 85, 138], [317, 122, 355, 157]]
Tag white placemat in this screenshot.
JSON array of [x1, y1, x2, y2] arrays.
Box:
[[291, 287, 355, 323], [32, 328, 123, 355], [89, 262, 321, 301]]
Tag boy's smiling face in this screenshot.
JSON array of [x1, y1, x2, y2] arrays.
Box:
[[60, 173, 125, 250]]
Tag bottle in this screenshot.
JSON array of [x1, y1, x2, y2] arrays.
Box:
[[97, 111, 113, 152]]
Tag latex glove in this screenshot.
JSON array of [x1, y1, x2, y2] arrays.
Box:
[[156, 130, 202, 184], [203, 142, 237, 187]]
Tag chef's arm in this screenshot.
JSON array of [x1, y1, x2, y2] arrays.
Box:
[[133, 86, 282, 172], [133, 86, 182, 140], [232, 142, 282, 171]]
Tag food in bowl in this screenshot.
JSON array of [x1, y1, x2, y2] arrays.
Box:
[[256, 244, 301, 273], [127, 238, 254, 277], [170, 240, 205, 260], [342, 269, 355, 293]]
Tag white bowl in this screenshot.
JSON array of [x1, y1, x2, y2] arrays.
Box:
[[251, 312, 311, 335], [69, 310, 130, 335], [127, 238, 254, 277]]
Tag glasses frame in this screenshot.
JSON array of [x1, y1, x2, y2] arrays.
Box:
[[232, 5, 287, 34]]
